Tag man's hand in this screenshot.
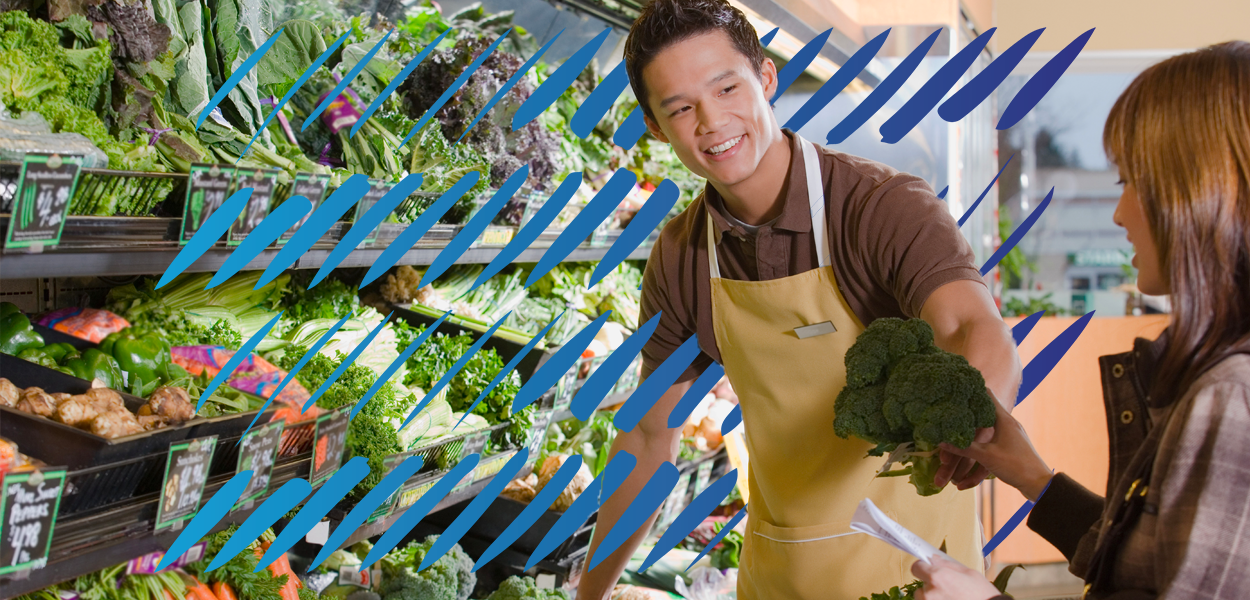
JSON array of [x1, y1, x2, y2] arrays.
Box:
[[911, 555, 1002, 600]]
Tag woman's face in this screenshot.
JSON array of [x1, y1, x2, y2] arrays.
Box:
[[1113, 179, 1168, 295]]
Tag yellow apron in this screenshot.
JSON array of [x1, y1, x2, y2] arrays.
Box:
[[709, 135, 983, 599]]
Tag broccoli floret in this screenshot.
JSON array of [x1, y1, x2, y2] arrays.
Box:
[[485, 575, 571, 600], [380, 535, 475, 600], [834, 318, 996, 496]]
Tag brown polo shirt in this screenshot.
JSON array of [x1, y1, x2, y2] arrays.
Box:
[[640, 129, 985, 381]]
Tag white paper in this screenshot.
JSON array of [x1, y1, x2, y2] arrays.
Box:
[[305, 519, 330, 545], [850, 498, 945, 564]]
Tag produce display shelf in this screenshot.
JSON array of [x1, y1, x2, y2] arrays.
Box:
[[551, 386, 634, 423]]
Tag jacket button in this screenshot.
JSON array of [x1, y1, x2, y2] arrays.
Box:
[[1112, 363, 1125, 378], [1120, 410, 1134, 424]]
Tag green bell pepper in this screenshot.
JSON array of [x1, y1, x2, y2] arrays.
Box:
[[101, 329, 174, 394], [16, 347, 57, 368], [64, 349, 125, 389], [0, 305, 44, 355], [42, 342, 77, 363]]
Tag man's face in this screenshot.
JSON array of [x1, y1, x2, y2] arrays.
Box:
[[641, 30, 779, 187]]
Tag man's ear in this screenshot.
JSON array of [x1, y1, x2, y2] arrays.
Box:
[[759, 57, 779, 102], [644, 113, 670, 144]]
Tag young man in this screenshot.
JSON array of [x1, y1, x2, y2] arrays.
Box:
[[576, 1, 1022, 598]]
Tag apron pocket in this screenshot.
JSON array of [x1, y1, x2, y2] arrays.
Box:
[[740, 517, 911, 600]]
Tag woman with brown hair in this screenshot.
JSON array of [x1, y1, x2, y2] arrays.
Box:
[[912, 41, 1250, 600]]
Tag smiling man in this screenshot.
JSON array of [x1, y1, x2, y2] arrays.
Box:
[[575, 1, 1022, 598]]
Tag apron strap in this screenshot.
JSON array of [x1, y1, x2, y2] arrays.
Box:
[[705, 136, 830, 278]]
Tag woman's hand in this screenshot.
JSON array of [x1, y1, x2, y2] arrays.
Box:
[[935, 393, 1054, 500], [911, 555, 1002, 600]]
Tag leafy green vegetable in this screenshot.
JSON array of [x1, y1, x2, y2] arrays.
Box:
[[379, 535, 476, 600], [186, 526, 287, 600]]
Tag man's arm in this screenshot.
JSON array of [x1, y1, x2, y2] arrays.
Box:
[[919, 279, 1021, 488], [575, 378, 693, 600]]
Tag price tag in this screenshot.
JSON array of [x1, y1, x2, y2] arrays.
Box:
[[693, 461, 714, 497], [228, 168, 279, 245], [125, 541, 206, 575], [367, 452, 412, 523], [397, 479, 437, 511], [338, 565, 373, 589], [462, 432, 488, 459], [474, 226, 514, 248], [518, 195, 546, 229], [234, 421, 285, 509], [311, 409, 349, 487], [474, 451, 515, 482], [156, 436, 217, 532], [180, 163, 234, 245], [451, 467, 476, 495], [0, 467, 67, 576], [525, 411, 553, 467], [280, 172, 330, 243], [588, 215, 611, 248], [5, 153, 82, 251], [659, 472, 693, 529], [353, 179, 394, 247]]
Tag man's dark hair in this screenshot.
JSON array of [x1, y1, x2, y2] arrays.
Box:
[[624, 0, 766, 120]]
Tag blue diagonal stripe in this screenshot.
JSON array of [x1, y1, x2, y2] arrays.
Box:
[[615, 335, 702, 432], [771, 28, 833, 104], [473, 454, 585, 571], [572, 60, 629, 138], [1017, 311, 1094, 406], [402, 310, 512, 429], [257, 457, 370, 571], [197, 29, 286, 129], [311, 174, 424, 286], [360, 171, 482, 287], [879, 28, 996, 144], [980, 187, 1053, 276], [457, 312, 564, 427], [303, 312, 394, 411], [352, 27, 454, 139], [526, 451, 637, 570], [720, 404, 742, 435], [512, 27, 611, 131], [983, 473, 1053, 555], [784, 29, 889, 133], [638, 469, 738, 573], [157, 470, 252, 570], [242, 30, 351, 156], [526, 169, 636, 287], [309, 454, 425, 571], [361, 453, 480, 570], [1011, 310, 1045, 346], [207, 196, 311, 289], [419, 449, 530, 571], [402, 29, 513, 147], [351, 310, 451, 420], [666, 362, 725, 428], [589, 178, 678, 288], [572, 312, 661, 421], [304, 29, 394, 131], [197, 312, 284, 412], [827, 29, 941, 144], [958, 154, 1014, 227], [420, 166, 528, 288], [512, 311, 613, 413], [158, 187, 252, 289], [760, 27, 779, 46], [685, 505, 747, 572], [613, 107, 646, 151], [458, 31, 563, 144], [471, 172, 583, 292], [204, 478, 311, 571], [257, 175, 370, 289], [939, 28, 1044, 123], [587, 462, 679, 570], [999, 29, 1095, 130]]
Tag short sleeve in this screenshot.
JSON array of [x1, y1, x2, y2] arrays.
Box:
[[639, 234, 711, 384], [852, 175, 985, 318]]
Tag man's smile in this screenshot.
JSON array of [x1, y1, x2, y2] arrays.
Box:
[[704, 135, 745, 160]]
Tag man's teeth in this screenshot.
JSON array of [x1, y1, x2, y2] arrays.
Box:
[[708, 136, 742, 155]]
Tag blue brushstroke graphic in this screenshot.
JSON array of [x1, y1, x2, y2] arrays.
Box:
[[361, 454, 480, 570], [474, 454, 585, 570], [513, 27, 611, 131], [573, 60, 629, 138], [958, 154, 1014, 227], [419, 450, 530, 571], [526, 169, 637, 287], [721, 404, 742, 435], [589, 179, 678, 288], [572, 312, 662, 421], [939, 28, 1044, 122], [879, 28, 996, 144], [666, 363, 724, 428], [1017, 311, 1094, 406], [157, 470, 252, 570], [460, 313, 565, 426], [827, 29, 941, 144], [403, 29, 513, 146], [158, 188, 252, 289], [983, 473, 1053, 555], [1011, 310, 1045, 346], [303, 312, 394, 410], [197, 29, 286, 129], [615, 335, 701, 432], [771, 29, 833, 104], [785, 29, 889, 133], [613, 107, 647, 151], [352, 310, 451, 420], [638, 470, 738, 573], [981, 187, 1053, 276], [257, 457, 370, 571], [421, 166, 529, 287], [197, 312, 283, 412], [760, 27, 778, 46], [472, 173, 583, 291], [937, 186, 949, 200], [352, 27, 454, 139], [512, 311, 613, 413], [207, 196, 311, 289], [685, 506, 747, 572], [402, 311, 512, 429], [360, 171, 482, 287], [587, 462, 680, 571], [526, 451, 637, 569], [311, 174, 424, 286], [243, 30, 351, 156], [257, 175, 370, 289], [304, 29, 394, 131], [241, 312, 353, 440], [459, 31, 564, 144], [999, 29, 1095, 130], [309, 455, 425, 571], [205, 478, 311, 571]]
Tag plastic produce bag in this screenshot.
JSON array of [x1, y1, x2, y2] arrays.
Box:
[[674, 568, 737, 600], [0, 107, 108, 168], [36, 307, 130, 342]]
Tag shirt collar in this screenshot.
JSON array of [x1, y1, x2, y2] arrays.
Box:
[[703, 128, 813, 244]]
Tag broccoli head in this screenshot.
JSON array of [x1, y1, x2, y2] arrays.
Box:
[[485, 575, 572, 600], [833, 383, 909, 452], [380, 535, 475, 600], [884, 352, 996, 450], [844, 317, 940, 388]]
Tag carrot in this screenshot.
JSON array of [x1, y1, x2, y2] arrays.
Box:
[[269, 551, 302, 600], [212, 581, 237, 600], [164, 589, 178, 600]]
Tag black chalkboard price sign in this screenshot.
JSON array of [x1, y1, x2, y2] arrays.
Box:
[[0, 467, 67, 576], [4, 153, 83, 251], [235, 421, 285, 509], [227, 168, 279, 245], [180, 163, 235, 245], [156, 436, 217, 532], [279, 172, 330, 243], [311, 409, 349, 487]]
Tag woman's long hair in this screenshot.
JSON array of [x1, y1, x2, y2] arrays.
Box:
[[1104, 41, 1250, 405]]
